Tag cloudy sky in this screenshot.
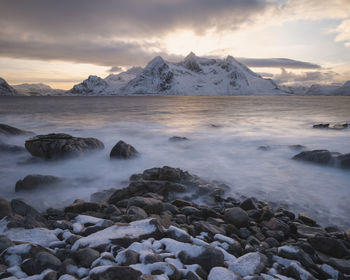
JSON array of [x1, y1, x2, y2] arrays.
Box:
[[0, 0, 349, 89]]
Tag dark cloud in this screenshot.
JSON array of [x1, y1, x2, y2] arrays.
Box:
[[108, 66, 123, 73], [237, 58, 320, 69], [274, 68, 339, 85]]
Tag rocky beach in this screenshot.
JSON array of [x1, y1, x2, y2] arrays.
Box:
[[1, 120, 350, 280]]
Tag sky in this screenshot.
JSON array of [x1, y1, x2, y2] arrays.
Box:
[[0, 0, 349, 89]]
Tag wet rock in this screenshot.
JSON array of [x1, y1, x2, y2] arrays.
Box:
[[89, 265, 142, 280], [320, 264, 340, 279], [25, 133, 104, 159], [292, 150, 335, 165], [193, 220, 225, 236], [258, 145, 271, 151], [336, 153, 350, 169], [127, 206, 148, 221], [298, 213, 316, 226], [0, 123, 33, 136], [228, 252, 267, 277], [277, 245, 314, 267], [168, 136, 189, 142], [90, 188, 116, 203], [265, 217, 289, 235], [308, 236, 348, 258], [240, 198, 258, 211], [10, 199, 48, 228], [329, 257, 350, 274], [285, 262, 316, 280], [172, 199, 193, 208], [224, 207, 249, 228], [208, 267, 241, 280], [120, 196, 163, 214], [139, 166, 193, 182], [178, 245, 224, 272], [289, 144, 307, 151], [0, 197, 12, 218], [313, 123, 329, 129], [15, 174, 63, 192], [110, 140, 139, 159], [294, 223, 326, 238]]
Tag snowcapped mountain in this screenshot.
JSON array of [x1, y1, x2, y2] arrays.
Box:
[[333, 81, 350, 95], [123, 53, 283, 95], [0, 77, 19, 96], [304, 81, 350, 96], [68, 53, 284, 96], [13, 83, 65, 96]]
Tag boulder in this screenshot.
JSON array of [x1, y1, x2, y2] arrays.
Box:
[[329, 257, 350, 274], [308, 236, 348, 258], [89, 265, 141, 280], [64, 200, 101, 213], [292, 150, 335, 165], [0, 142, 26, 153], [127, 206, 148, 221], [178, 245, 224, 272], [285, 262, 316, 280], [110, 140, 138, 159], [15, 174, 63, 192], [0, 123, 33, 136], [224, 207, 249, 228], [34, 251, 62, 273], [10, 199, 48, 228], [25, 133, 104, 159], [74, 247, 100, 267], [0, 197, 12, 218], [208, 267, 241, 280]]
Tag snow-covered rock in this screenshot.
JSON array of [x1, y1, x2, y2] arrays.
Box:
[[12, 83, 64, 96], [68, 75, 110, 96], [208, 267, 241, 280], [0, 77, 18, 96]]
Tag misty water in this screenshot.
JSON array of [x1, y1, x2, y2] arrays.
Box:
[[0, 96, 349, 229]]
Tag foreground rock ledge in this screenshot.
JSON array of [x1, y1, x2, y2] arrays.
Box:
[[25, 133, 105, 159], [0, 166, 349, 280]]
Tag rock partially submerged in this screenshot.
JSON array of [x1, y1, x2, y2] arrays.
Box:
[[0, 123, 33, 136], [110, 140, 139, 159], [293, 149, 350, 169], [168, 136, 189, 142], [0, 142, 26, 153], [313, 122, 349, 130], [15, 174, 63, 192], [25, 133, 105, 159]]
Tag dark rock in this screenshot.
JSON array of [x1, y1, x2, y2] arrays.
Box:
[[224, 207, 249, 228], [329, 122, 348, 129], [64, 200, 101, 213], [193, 220, 225, 235], [258, 145, 271, 151], [308, 236, 348, 258], [168, 136, 189, 142], [75, 248, 100, 267], [43, 271, 58, 280], [265, 237, 280, 247], [181, 206, 201, 216], [15, 174, 63, 192], [0, 236, 13, 254], [166, 226, 191, 243], [178, 245, 224, 272], [110, 140, 139, 159], [240, 198, 258, 211], [172, 199, 192, 208], [90, 188, 116, 203], [289, 144, 307, 151], [140, 166, 193, 182], [25, 133, 104, 159], [228, 252, 268, 277], [0, 123, 33, 136], [298, 213, 316, 226], [127, 206, 148, 221], [120, 196, 163, 214], [329, 257, 350, 274], [162, 203, 179, 214], [278, 245, 315, 267], [265, 217, 290, 235], [118, 249, 139, 265], [294, 223, 326, 238], [143, 254, 163, 264], [10, 199, 48, 227], [336, 153, 350, 169], [313, 123, 329, 129], [0, 198, 11, 219], [292, 149, 335, 165], [89, 265, 142, 280], [285, 262, 316, 280], [34, 251, 62, 273]]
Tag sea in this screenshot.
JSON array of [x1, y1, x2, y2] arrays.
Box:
[[0, 96, 349, 229]]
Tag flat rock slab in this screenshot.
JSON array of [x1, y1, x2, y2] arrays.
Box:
[[25, 133, 104, 159]]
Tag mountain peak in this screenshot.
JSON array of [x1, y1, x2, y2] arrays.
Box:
[[185, 51, 197, 60]]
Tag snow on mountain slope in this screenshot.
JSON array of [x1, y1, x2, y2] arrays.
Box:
[[0, 77, 19, 96], [68, 53, 284, 96], [123, 53, 283, 95], [13, 83, 64, 96], [305, 84, 340, 95]]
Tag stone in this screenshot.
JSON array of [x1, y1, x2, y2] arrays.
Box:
[[34, 251, 62, 273], [64, 200, 101, 213], [0, 142, 26, 153], [285, 262, 316, 280], [25, 133, 104, 159], [127, 206, 148, 221], [166, 226, 191, 243], [224, 207, 249, 228], [15, 174, 63, 192], [178, 245, 224, 272], [0, 197, 11, 218], [292, 149, 335, 165], [120, 196, 163, 214], [168, 136, 189, 142], [10, 199, 48, 227], [265, 217, 289, 235], [240, 198, 258, 211], [89, 265, 141, 280], [193, 220, 225, 236], [208, 267, 241, 280], [294, 223, 326, 238], [75, 248, 100, 267], [336, 153, 350, 169], [0, 123, 33, 136], [289, 145, 307, 151], [0, 236, 14, 254], [118, 249, 139, 265], [258, 145, 271, 151], [228, 252, 267, 277], [277, 245, 315, 267], [308, 236, 348, 258], [143, 254, 163, 264], [313, 123, 329, 129], [110, 140, 139, 159], [329, 257, 350, 274], [298, 213, 316, 226]]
